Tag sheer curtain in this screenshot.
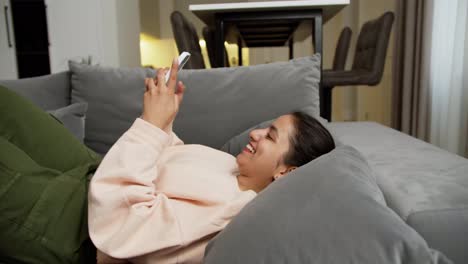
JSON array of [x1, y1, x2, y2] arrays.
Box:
[[428, 0, 468, 157]]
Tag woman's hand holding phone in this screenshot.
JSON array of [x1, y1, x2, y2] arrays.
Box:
[[142, 58, 186, 133]]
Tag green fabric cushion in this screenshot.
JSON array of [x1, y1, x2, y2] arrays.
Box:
[[0, 86, 101, 263]]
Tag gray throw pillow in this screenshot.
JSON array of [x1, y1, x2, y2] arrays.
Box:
[[204, 146, 452, 264], [69, 61, 156, 154], [47, 103, 88, 143], [175, 55, 321, 149], [0, 71, 71, 110]]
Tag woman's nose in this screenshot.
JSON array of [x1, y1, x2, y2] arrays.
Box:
[[249, 128, 266, 141]]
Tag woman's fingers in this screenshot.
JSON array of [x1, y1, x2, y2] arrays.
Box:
[[153, 68, 163, 86], [145, 78, 154, 92], [156, 68, 166, 91], [176, 81, 185, 94], [147, 76, 157, 92], [167, 58, 178, 92], [176, 81, 185, 103]]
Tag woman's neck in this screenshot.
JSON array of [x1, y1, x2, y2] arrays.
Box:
[[236, 174, 247, 191], [236, 174, 259, 193]]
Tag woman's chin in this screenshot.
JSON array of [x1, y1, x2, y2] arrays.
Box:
[[236, 151, 248, 164], [236, 153, 242, 163]]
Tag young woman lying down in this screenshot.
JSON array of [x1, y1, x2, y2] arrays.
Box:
[[88, 59, 335, 263]]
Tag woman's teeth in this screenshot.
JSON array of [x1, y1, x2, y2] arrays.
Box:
[[246, 144, 255, 153]]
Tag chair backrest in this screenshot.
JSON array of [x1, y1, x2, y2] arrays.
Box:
[[352, 11, 394, 84], [170, 11, 205, 69], [332, 27, 352, 71], [202, 26, 230, 68]]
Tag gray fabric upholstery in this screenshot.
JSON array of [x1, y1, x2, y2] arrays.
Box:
[[68, 56, 319, 154], [170, 11, 206, 69], [175, 55, 321, 149], [47, 102, 88, 143], [69, 61, 156, 154], [0, 72, 71, 110], [407, 209, 468, 264], [205, 146, 452, 264], [328, 122, 468, 264]]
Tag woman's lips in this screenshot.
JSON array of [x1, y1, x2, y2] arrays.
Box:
[[242, 147, 252, 154]]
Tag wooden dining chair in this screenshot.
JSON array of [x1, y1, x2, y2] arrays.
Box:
[[321, 11, 395, 121], [170, 11, 206, 69]]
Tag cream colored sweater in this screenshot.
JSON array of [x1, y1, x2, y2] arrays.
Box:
[[88, 118, 256, 263]]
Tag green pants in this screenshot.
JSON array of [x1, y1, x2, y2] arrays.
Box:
[[0, 86, 101, 263]]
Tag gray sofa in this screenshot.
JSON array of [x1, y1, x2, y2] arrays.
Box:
[[1, 55, 467, 264]]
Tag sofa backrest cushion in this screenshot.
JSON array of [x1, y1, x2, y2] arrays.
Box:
[[204, 145, 452, 264], [69, 61, 156, 154], [69, 56, 320, 154], [175, 55, 320, 149], [0, 71, 71, 110]]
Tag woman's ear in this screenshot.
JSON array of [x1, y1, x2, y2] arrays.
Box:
[[287, 166, 297, 173], [274, 166, 297, 180]]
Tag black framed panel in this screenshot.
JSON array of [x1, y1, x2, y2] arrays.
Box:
[[11, 0, 51, 78], [214, 9, 324, 118], [214, 9, 323, 68]]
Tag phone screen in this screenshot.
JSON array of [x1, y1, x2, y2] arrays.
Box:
[[165, 52, 191, 83]]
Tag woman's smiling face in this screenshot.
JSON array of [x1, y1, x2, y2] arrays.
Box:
[[236, 114, 297, 193]]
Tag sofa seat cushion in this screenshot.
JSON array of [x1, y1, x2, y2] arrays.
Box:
[[328, 121, 468, 264]]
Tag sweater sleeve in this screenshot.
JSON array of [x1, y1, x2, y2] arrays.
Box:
[[88, 118, 184, 259]]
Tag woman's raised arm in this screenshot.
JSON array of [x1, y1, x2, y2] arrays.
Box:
[[88, 60, 186, 259]]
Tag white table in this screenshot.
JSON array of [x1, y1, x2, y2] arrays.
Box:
[[190, 0, 349, 66]]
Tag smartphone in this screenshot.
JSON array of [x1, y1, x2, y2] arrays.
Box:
[[165, 51, 191, 83]]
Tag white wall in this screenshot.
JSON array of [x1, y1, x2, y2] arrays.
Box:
[[0, 0, 18, 79], [99, 0, 120, 67], [46, 0, 141, 72], [46, 0, 102, 72], [114, 1, 141, 67]]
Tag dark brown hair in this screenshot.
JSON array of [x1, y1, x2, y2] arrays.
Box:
[[283, 111, 336, 167]]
